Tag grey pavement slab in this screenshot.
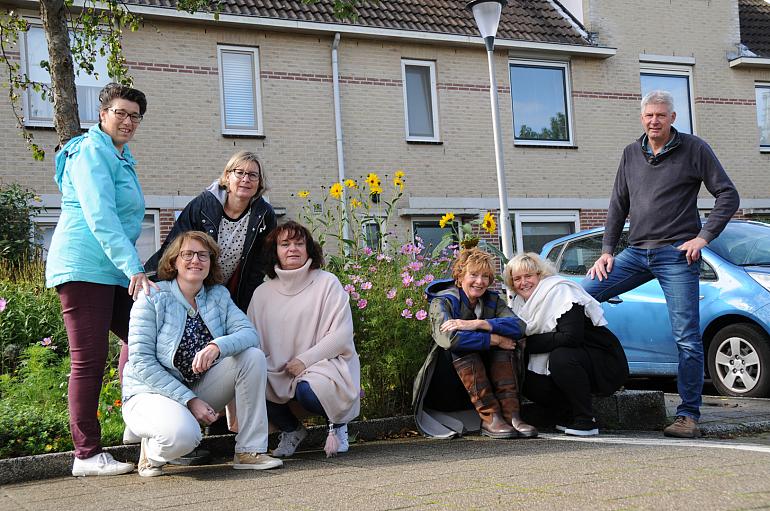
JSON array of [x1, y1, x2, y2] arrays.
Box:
[[3, 434, 770, 511]]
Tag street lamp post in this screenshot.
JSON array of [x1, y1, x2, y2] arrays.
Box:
[[466, 0, 514, 260]]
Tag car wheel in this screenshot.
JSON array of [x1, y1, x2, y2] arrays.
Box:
[[707, 324, 770, 398]]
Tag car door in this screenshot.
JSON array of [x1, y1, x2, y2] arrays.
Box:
[[552, 231, 679, 375]]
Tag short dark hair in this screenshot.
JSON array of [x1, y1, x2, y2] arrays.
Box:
[[98, 83, 147, 115], [263, 221, 324, 278], [157, 231, 223, 286]]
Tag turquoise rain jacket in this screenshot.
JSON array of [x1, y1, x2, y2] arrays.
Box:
[[45, 123, 145, 289]]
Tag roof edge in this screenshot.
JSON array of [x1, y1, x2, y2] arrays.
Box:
[[81, 1, 615, 58], [729, 56, 770, 68]]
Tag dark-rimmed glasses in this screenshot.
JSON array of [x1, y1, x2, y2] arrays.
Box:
[[230, 169, 260, 181], [179, 250, 211, 262], [108, 108, 143, 123]]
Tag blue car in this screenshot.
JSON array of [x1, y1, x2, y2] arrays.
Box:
[[540, 220, 770, 398]]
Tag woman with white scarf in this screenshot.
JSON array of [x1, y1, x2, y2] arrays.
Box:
[[506, 253, 628, 436]]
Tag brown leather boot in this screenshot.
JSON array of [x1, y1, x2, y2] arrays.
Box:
[[452, 353, 517, 439], [489, 350, 538, 438]]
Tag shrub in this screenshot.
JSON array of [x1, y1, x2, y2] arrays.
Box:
[[0, 183, 43, 264]]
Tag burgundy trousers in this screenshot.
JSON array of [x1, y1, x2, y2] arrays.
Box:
[[57, 281, 132, 459]]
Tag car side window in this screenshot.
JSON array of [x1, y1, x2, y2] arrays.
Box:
[[699, 260, 717, 281], [558, 234, 603, 275]]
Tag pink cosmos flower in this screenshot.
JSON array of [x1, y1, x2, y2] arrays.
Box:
[[415, 309, 428, 321], [0, 298, 6, 313], [369, 266, 378, 273], [351, 291, 360, 300], [40, 337, 52, 347], [415, 279, 426, 287], [361, 281, 373, 290], [424, 274, 435, 283], [344, 284, 356, 294], [362, 246, 373, 256], [405, 298, 414, 307], [401, 308, 413, 319], [376, 253, 387, 261], [351, 275, 363, 284], [352, 264, 362, 270], [408, 261, 423, 271], [402, 274, 414, 287], [386, 288, 397, 300], [357, 299, 368, 309]]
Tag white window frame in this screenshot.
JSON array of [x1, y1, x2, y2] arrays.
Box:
[[511, 211, 579, 253], [401, 59, 440, 142], [217, 45, 264, 136], [19, 23, 110, 128], [509, 59, 574, 147], [639, 63, 696, 135], [756, 83, 770, 153]]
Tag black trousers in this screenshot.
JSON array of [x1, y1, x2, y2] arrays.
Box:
[[523, 347, 595, 422]]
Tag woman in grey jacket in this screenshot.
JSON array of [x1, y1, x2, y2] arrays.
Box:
[[121, 231, 282, 476]]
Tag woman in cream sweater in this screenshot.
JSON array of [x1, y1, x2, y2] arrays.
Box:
[[247, 221, 360, 457]]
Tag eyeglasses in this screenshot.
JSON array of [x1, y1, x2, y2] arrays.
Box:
[[108, 108, 143, 124], [230, 169, 260, 182], [179, 250, 211, 262]]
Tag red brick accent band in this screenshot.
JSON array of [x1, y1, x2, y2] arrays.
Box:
[[695, 97, 756, 105]]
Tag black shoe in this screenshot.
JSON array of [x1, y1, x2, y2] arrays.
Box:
[[166, 449, 212, 466], [563, 417, 599, 437]]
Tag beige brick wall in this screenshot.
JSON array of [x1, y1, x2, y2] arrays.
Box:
[[1, 2, 768, 251]]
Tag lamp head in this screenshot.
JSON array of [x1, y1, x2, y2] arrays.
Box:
[[466, 0, 507, 46]]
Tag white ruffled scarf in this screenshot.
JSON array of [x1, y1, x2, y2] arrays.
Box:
[[511, 276, 607, 374]]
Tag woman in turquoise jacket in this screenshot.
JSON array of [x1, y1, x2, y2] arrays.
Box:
[[121, 231, 281, 476], [45, 83, 156, 477]]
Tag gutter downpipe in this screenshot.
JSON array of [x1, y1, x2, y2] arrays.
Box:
[[332, 32, 350, 242]]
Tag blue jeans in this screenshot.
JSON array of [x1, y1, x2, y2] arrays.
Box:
[[581, 243, 703, 419], [267, 380, 343, 432]]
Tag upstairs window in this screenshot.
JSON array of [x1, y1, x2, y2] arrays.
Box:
[[640, 64, 695, 134], [21, 25, 109, 127], [757, 84, 770, 151], [401, 59, 440, 142], [218, 45, 263, 136], [509, 60, 573, 146]]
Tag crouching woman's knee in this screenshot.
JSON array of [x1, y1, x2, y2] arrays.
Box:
[[155, 420, 202, 461], [234, 347, 266, 379]]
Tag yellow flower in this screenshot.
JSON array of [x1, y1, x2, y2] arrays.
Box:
[[481, 211, 497, 235], [298, 190, 310, 198], [350, 198, 362, 209], [366, 172, 381, 188], [369, 183, 383, 195], [393, 176, 404, 191], [45, 444, 53, 452], [439, 212, 455, 229], [344, 179, 358, 189], [330, 182, 344, 200], [395, 169, 405, 179]]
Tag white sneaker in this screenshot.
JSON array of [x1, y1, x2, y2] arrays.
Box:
[[137, 438, 164, 477], [335, 424, 349, 453], [123, 426, 141, 445], [72, 452, 134, 477], [233, 452, 283, 470], [272, 426, 308, 457]]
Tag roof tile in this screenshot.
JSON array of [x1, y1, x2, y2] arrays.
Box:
[[739, 0, 770, 57]]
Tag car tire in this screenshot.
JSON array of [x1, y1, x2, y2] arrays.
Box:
[[707, 324, 770, 398]]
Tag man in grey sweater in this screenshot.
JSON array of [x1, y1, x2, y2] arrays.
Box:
[[583, 90, 739, 438]]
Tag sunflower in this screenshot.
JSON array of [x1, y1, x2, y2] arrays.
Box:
[[393, 176, 404, 192], [394, 169, 405, 179], [298, 190, 310, 198], [350, 198, 362, 209], [344, 179, 358, 189], [366, 172, 381, 188], [330, 182, 344, 200], [481, 211, 496, 235], [439, 212, 455, 229]]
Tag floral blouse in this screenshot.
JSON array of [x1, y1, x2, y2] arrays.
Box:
[[173, 312, 214, 384]]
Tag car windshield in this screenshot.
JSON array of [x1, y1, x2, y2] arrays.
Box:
[[708, 222, 770, 266]]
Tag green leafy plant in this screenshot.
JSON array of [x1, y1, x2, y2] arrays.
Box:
[[0, 183, 43, 264]]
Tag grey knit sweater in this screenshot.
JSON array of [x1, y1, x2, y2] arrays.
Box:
[[602, 131, 739, 253]]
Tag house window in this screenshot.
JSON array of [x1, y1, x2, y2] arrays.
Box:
[[401, 59, 439, 142], [510, 212, 579, 253], [509, 60, 573, 146], [640, 65, 695, 134], [20, 25, 109, 127], [218, 45, 263, 136], [362, 220, 382, 251], [412, 220, 457, 257], [35, 211, 159, 263], [757, 84, 770, 151]]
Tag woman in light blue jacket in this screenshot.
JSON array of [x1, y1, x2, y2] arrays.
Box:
[[45, 83, 157, 477], [121, 231, 281, 476]]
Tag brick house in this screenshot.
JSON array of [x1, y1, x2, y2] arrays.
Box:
[[1, 0, 769, 261]]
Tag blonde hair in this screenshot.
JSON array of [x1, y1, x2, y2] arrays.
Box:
[[217, 151, 268, 197], [157, 231, 223, 286], [503, 252, 556, 290], [451, 248, 496, 285]]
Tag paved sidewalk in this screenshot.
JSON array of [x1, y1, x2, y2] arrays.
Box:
[[669, 393, 770, 436], [2, 431, 770, 511]]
